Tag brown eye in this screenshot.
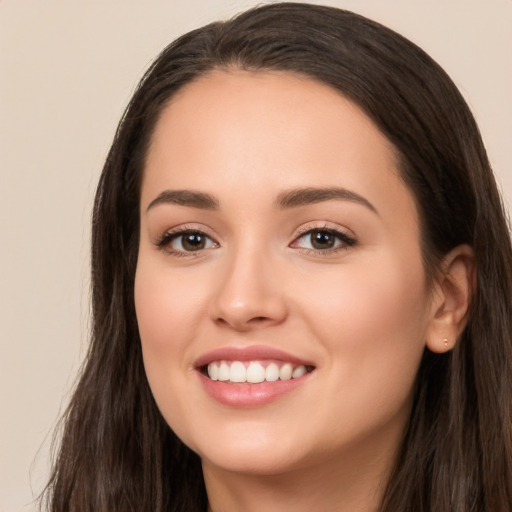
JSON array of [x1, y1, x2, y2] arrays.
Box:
[[310, 230, 336, 249], [181, 232, 206, 251], [169, 231, 216, 252], [291, 227, 356, 253]]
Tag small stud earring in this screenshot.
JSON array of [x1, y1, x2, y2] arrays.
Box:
[[442, 338, 449, 348]]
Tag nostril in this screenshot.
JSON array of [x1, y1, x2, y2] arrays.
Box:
[[249, 316, 272, 324], [214, 315, 274, 332]]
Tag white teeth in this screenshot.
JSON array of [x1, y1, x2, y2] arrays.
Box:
[[247, 362, 266, 383], [206, 360, 311, 383], [265, 363, 279, 382], [218, 361, 230, 381], [292, 365, 307, 379], [207, 362, 218, 381], [279, 363, 293, 381], [230, 361, 246, 382]]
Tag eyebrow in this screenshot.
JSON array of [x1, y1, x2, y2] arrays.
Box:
[[146, 189, 220, 211], [274, 187, 378, 214], [146, 186, 377, 214]]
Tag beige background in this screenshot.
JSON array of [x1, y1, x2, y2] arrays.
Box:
[[1, 1, 511, 510]]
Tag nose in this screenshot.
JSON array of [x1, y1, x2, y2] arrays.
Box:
[[209, 245, 288, 332]]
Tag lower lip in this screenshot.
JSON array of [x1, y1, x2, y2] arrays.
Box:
[[197, 371, 312, 407]]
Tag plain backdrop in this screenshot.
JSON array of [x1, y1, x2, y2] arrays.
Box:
[[1, 1, 511, 510]]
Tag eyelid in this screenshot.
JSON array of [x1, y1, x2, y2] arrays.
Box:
[[293, 221, 355, 239], [155, 224, 220, 255], [154, 221, 356, 257], [290, 222, 357, 254]]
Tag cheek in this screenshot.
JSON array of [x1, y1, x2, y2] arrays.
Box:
[[296, 252, 429, 403], [301, 253, 427, 336], [134, 257, 210, 412], [134, 258, 209, 440], [293, 260, 428, 449], [135, 260, 205, 353]]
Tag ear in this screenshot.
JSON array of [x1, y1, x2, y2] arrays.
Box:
[[425, 244, 476, 353]]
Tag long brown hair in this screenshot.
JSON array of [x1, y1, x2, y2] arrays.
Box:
[[42, 3, 512, 511]]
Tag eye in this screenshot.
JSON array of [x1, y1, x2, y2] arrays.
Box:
[[291, 228, 355, 252], [159, 229, 218, 253]]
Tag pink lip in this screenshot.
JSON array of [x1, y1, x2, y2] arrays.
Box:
[[197, 371, 313, 407], [194, 345, 315, 407], [194, 345, 314, 368]]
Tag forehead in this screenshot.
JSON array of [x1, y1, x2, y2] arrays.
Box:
[[146, 71, 399, 176], [142, 70, 416, 226], [149, 69, 395, 157]]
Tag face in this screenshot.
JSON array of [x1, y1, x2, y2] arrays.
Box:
[[135, 70, 435, 476]]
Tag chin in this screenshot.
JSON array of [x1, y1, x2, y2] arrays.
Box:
[[184, 420, 310, 476], [200, 445, 304, 476]]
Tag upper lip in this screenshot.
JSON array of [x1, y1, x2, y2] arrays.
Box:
[[194, 345, 315, 369]]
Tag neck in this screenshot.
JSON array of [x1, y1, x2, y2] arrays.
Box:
[[203, 439, 397, 512]]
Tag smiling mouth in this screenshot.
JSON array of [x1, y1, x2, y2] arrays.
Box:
[[202, 360, 316, 384]]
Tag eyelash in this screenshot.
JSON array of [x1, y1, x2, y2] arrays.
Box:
[[156, 224, 356, 257], [156, 225, 218, 257], [290, 225, 356, 256]]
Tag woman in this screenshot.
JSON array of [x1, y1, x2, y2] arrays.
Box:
[[42, 3, 512, 511]]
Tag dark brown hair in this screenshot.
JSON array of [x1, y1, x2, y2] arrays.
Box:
[[42, 3, 512, 511]]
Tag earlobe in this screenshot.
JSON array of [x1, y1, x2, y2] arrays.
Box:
[[425, 244, 476, 354]]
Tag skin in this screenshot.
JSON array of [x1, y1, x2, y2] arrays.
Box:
[[135, 70, 472, 512]]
